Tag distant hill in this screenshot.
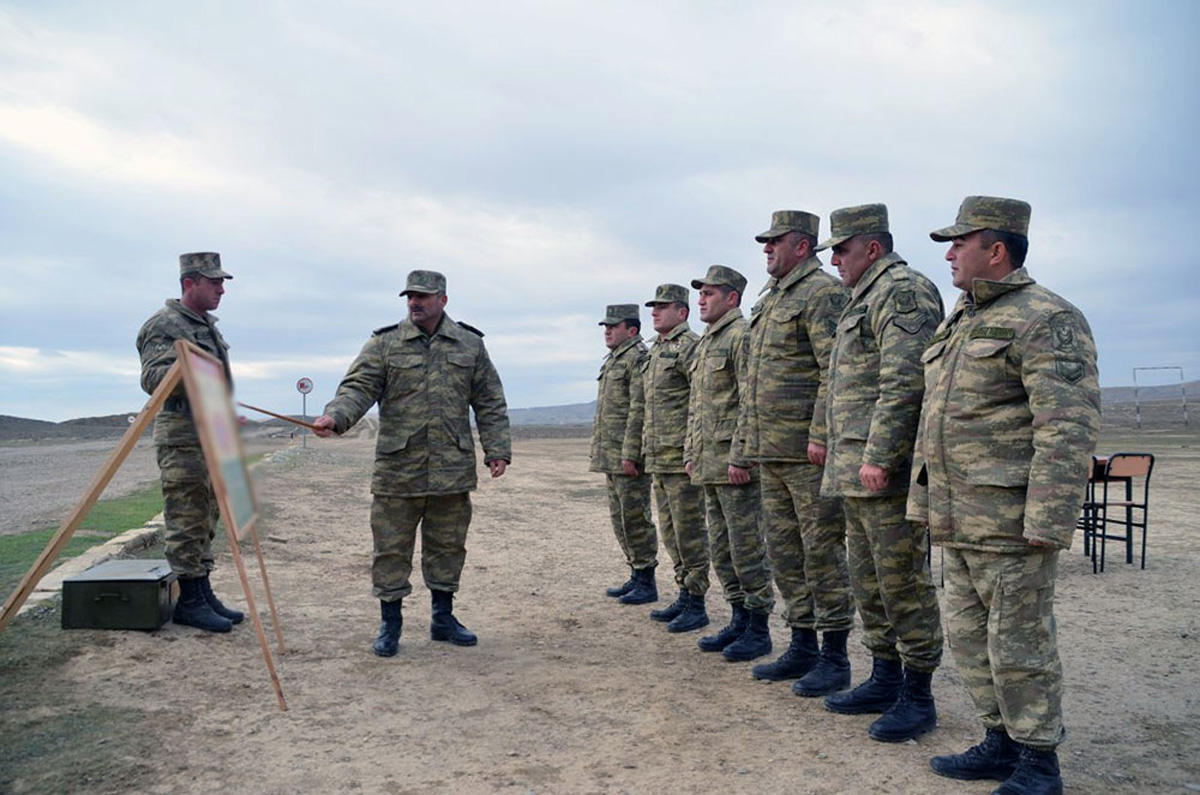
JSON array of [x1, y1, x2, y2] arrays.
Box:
[[508, 401, 595, 426], [1100, 379, 1198, 405]]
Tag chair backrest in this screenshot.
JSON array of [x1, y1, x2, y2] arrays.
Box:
[[1104, 452, 1154, 480]]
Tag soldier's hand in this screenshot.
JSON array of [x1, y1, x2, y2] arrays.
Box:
[[488, 459, 507, 478], [1027, 537, 1053, 548], [685, 461, 694, 477], [728, 465, 750, 485], [621, 459, 640, 477], [859, 463, 889, 492], [312, 415, 337, 438], [807, 442, 827, 466]]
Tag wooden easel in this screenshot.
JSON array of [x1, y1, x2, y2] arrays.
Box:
[[0, 341, 288, 711]]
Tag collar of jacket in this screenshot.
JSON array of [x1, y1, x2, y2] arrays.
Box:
[[776, 255, 825, 292], [166, 298, 218, 325], [398, 313, 460, 341], [703, 306, 743, 337], [606, 333, 644, 360], [969, 266, 1035, 307], [850, 251, 906, 302], [656, 321, 692, 344]]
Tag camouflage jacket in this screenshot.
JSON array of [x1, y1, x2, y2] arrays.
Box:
[[136, 299, 233, 446], [634, 321, 699, 474], [323, 314, 511, 497], [906, 267, 1100, 551], [589, 335, 648, 473], [741, 256, 847, 461], [822, 254, 944, 498], [685, 308, 754, 484]]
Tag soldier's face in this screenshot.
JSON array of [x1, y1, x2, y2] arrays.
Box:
[[947, 232, 998, 292], [763, 232, 805, 278], [697, 285, 735, 323], [831, 237, 873, 288], [650, 303, 687, 335], [183, 275, 225, 313], [603, 321, 637, 349], [407, 291, 447, 331]]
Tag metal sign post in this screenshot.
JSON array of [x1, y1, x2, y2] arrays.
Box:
[[297, 377, 314, 448]]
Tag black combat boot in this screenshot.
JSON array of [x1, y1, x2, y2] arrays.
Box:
[[650, 589, 687, 622], [430, 589, 477, 646], [698, 603, 749, 652], [824, 656, 903, 713], [752, 627, 819, 681], [666, 591, 709, 633], [199, 574, 244, 624], [929, 727, 1020, 781], [792, 629, 851, 696], [722, 609, 772, 662], [172, 577, 233, 633], [606, 569, 636, 597], [868, 667, 937, 742], [618, 566, 658, 605], [373, 599, 403, 657], [991, 744, 1062, 795]]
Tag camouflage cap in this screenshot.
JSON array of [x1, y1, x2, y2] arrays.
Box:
[[179, 252, 232, 279], [930, 196, 1031, 242], [644, 283, 689, 307], [815, 204, 889, 252], [690, 265, 747, 297], [599, 304, 641, 326], [755, 210, 820, 243], [399, 269, 447, 296]]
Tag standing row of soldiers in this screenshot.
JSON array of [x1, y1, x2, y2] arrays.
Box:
[[590, 196, 1100, 795]]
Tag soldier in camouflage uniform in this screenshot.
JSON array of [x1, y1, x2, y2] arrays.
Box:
[[911, 197, 1100, 794], [815, 204, 945, 743], [742, 211, 855, 695], [590, 304, 659, 605], [314, 270, 511, 657], [685, 266, 775, 663], [633, 284, 709, 632], [137, 252, 244, 633]]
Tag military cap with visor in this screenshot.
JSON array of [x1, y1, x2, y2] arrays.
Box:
[[755, 210, 821, 243], [645, 283, 689, 307], [930, 196, 1031, 241], [399, 269, 447, 296], [598, 304, 641, 326], [179, 252, 232, 280], [690, 265, 748, 297], [815, 204, 889, 252]]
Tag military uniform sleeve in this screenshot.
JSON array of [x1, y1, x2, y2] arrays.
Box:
[[1018, 309, 1101, 547], [136, 318, 183, 398], [864, 283, 941, 473], [729, 326, 752, 469], [621, 350, 646, 463], [471, 343, 512, 463], [805, 284, 844, 447], [323, 335, 388, 434]]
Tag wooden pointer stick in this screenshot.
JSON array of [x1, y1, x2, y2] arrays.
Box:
[[237, 402, 321, 431]]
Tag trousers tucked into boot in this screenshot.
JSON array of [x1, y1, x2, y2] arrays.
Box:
[[606, 569, 636, 598], [752, 627, 819, 681], [666, 592, 709, 633], [868, 667, 937, 742], [722, 609, 772, 662], [698, 603, 749, 652], [793, 629, 851, 696], [373, 599, 403, 657], [991, 744, 1062, 795], [199, 574, 244, 624], [824, 656, 902, 714], [173, 576, 232, 633], [431, 589, 477, 646], [618, 566, 658, 605], [929, 727, 1021, 781]]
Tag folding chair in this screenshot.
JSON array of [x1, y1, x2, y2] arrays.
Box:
[[1080, 452, 1155, 573]]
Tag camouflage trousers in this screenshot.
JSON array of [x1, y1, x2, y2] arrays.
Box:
[[844, 495, 943, 671], [760, 462, 853, 631], [605, 473, 658, 570], [652, 473, 709, 596], [943, 547, 1064, 749], [157, 444, 218, 579], [704, 483, 774, 612], [370, 493, 473, 602]]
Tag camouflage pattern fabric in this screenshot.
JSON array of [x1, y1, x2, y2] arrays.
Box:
[[930, 196, 1032, 241], [740, 256, 847, 458], [156, 444, 218, 578], [137, 299, 233, 446], [590, 335, 648, 473], [704, 484, 774, 612], [324, 314, 511, 496], [843, 495, 942, 670], [759, 462, 853, 631], [907, 267, 1101, 549], [606, 473, 658, 569], [370, 493, 472, 600], [653, 472, 708, 595], [943, 548, 1063, 748], [821, 253, 943, 497], [638, 321, 700, 474], [684, 308, 754, 482]]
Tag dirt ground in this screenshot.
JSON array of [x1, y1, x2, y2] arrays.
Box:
[[2, 429, 1199, 793]]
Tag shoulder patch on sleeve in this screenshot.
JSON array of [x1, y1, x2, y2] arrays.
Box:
[[1048, 313, 1078, 352], [893, 288, 917, 314], [828, 292, 849, 312], [457, 321, 485, 337], [372, 323, 400, 336]]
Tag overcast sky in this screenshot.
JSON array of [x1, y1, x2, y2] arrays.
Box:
[[2, 1, 1197, 422]]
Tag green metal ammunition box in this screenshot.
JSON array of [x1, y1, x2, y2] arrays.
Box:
[[62, 559, 177, 630]]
